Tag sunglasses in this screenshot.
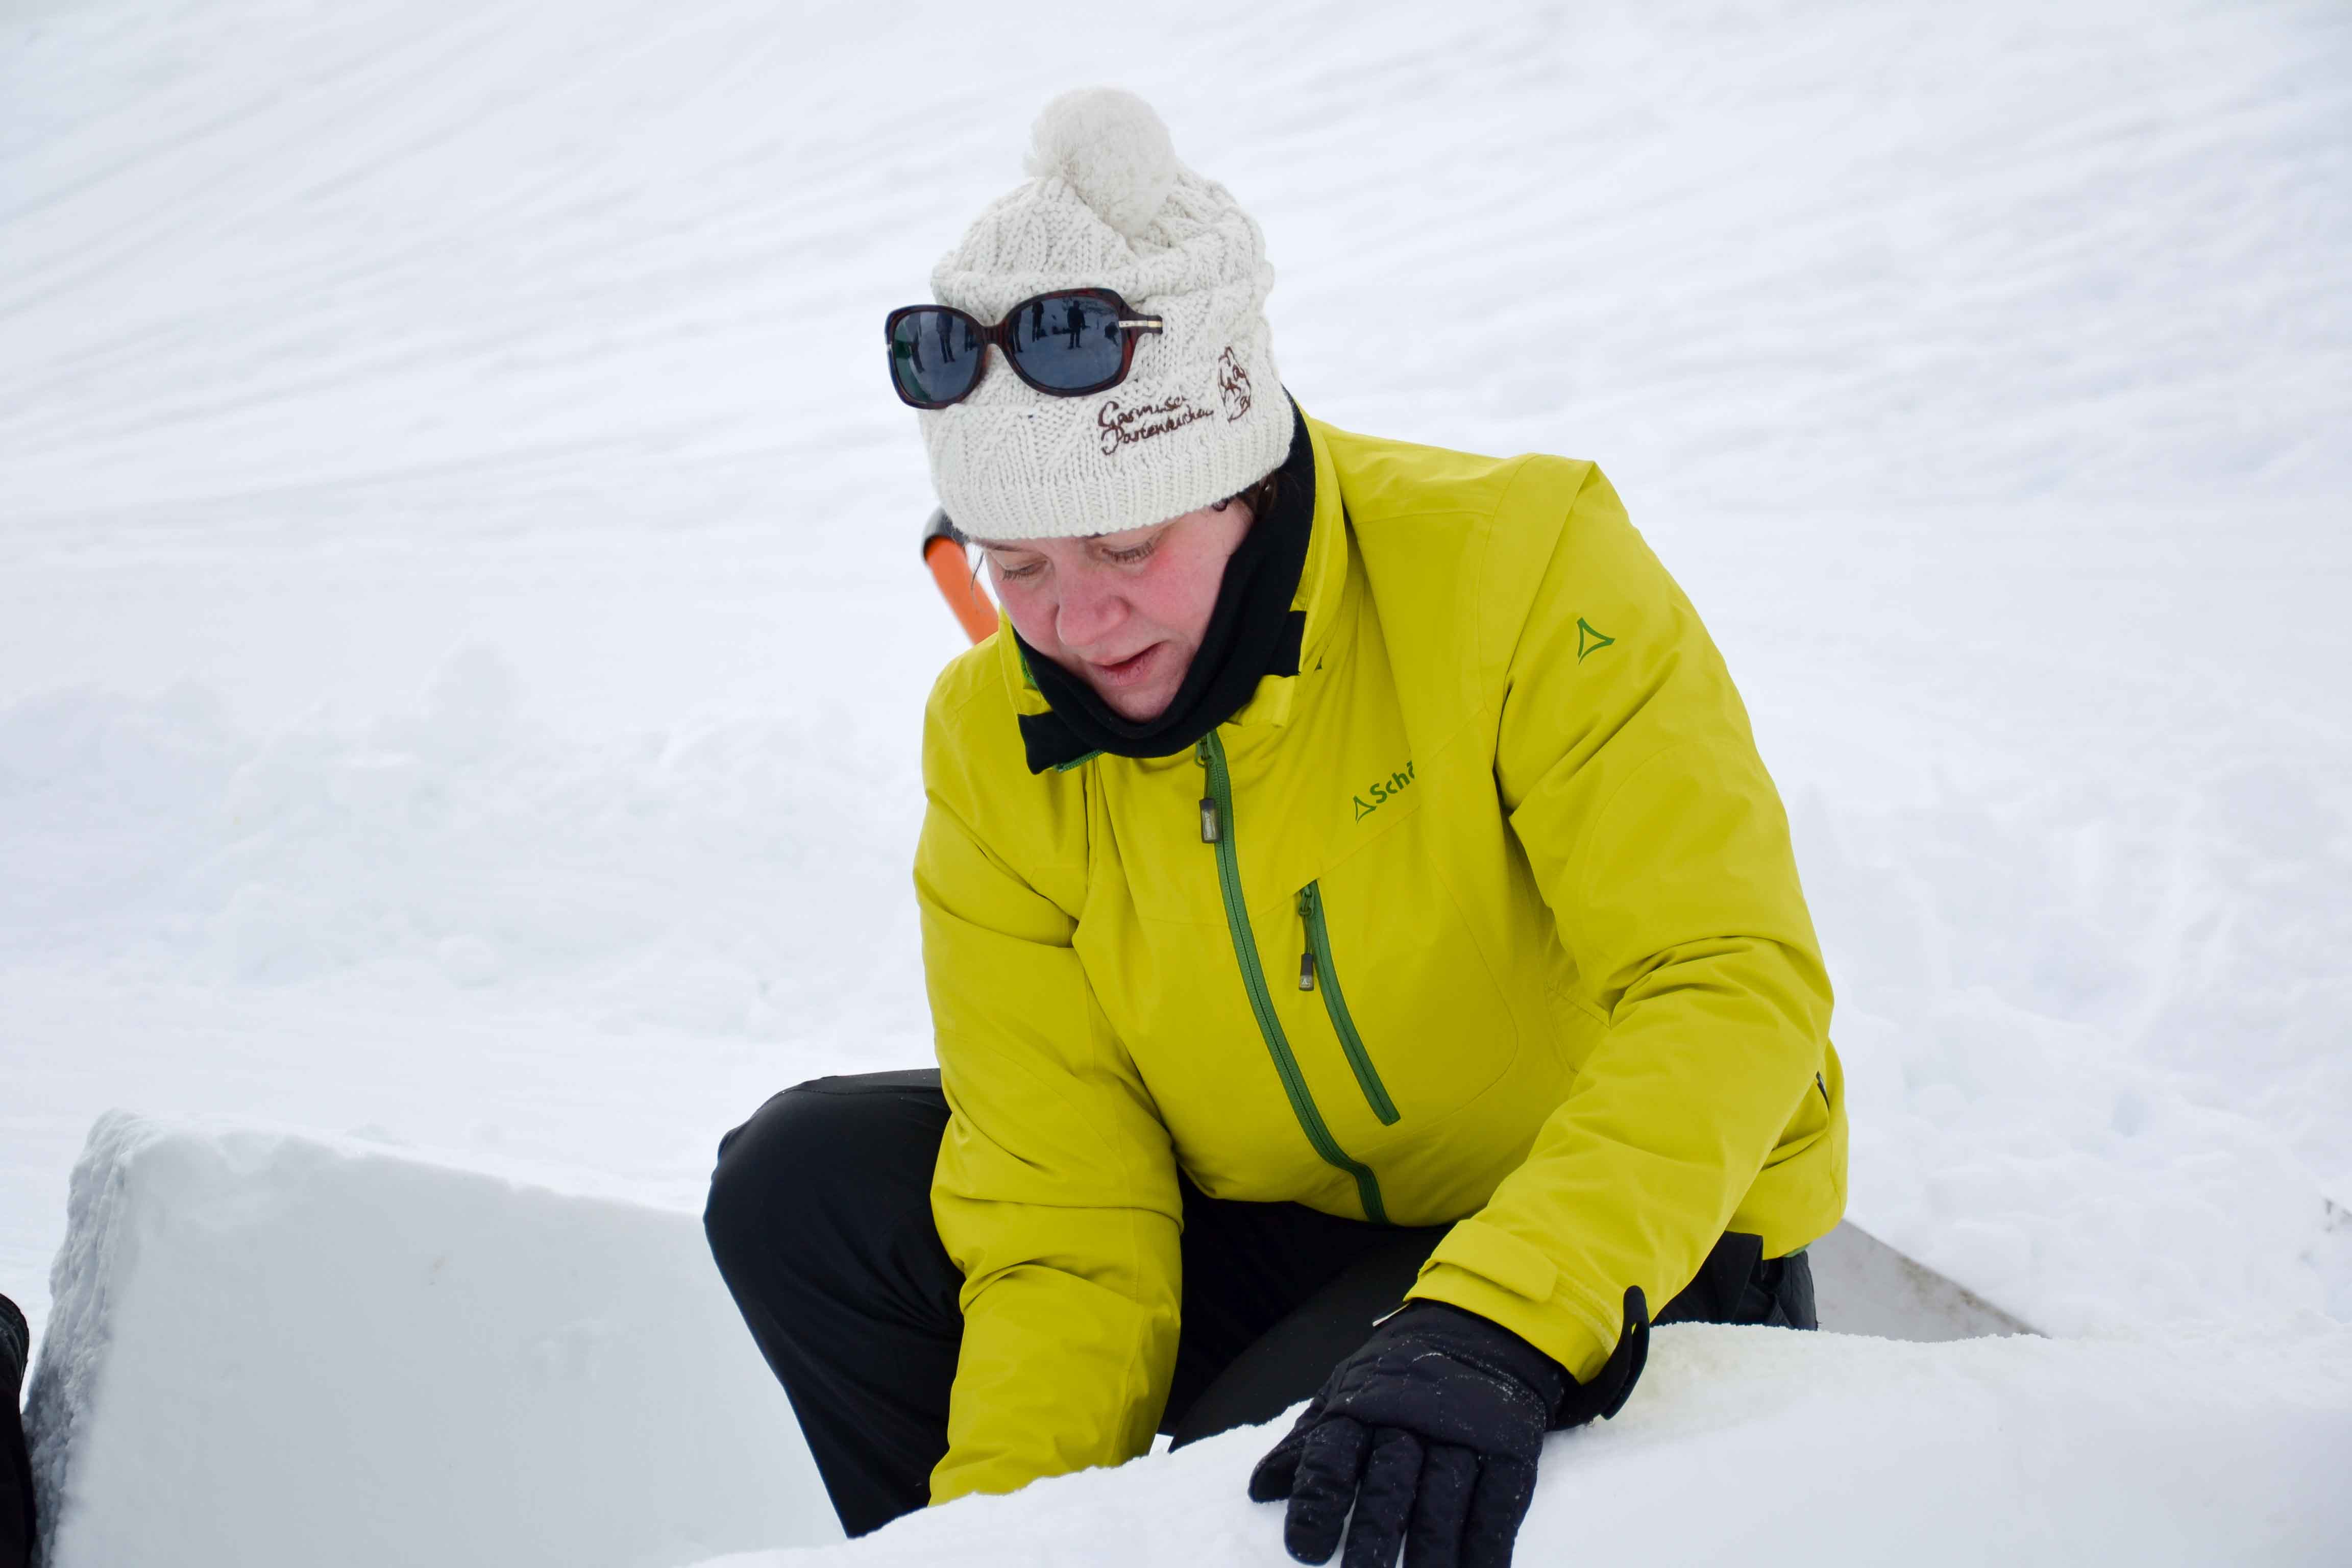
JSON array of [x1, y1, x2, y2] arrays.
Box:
[[885, 288, 1163, 409]]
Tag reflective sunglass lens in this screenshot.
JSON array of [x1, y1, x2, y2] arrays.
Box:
[[1008, 293, 1126, 391], [889, 310, 982, 406]]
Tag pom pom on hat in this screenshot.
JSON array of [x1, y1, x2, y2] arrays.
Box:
[[1022, 87, 1180, 239]]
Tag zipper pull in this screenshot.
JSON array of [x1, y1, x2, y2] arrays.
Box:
[[1196, 739, 1219, 843], [1297, 888, 1317, 991]]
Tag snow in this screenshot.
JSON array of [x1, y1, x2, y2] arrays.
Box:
[[2, 0, 2349, 1557], [24, 1114, 838, 1567], [10, 1124, 2017, 1568], [16, 1112, 2022, 1566], [700, 1325, 2352, 1567], [1803, 1217, 2029, 1341]]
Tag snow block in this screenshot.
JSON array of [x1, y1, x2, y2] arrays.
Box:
[[23, 1112, 838, 1568], [714, 1324, 2352, 1568]]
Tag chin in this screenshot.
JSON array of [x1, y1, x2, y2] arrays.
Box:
[[1101, 690, 1175, 723]]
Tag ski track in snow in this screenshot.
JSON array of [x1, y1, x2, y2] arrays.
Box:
[[3, 0, 2349, 1367]]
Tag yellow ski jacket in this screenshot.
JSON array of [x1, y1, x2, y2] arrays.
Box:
[[916, 413, 1845, 1505]]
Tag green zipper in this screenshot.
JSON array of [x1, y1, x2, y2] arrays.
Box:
[[1297, 881, 1400, 1125], [1196, 732, 1389, 1224]]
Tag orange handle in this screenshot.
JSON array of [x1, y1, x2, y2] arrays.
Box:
[[925, 534, 1000, 646]]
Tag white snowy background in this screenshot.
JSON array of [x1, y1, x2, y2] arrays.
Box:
[[3, 0, 2349, 1558]]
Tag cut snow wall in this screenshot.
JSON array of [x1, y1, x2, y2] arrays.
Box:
[[23, 1113, 838, 1568], [1808, 1219, 2034, 1339]]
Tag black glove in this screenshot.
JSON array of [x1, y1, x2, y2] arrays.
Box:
[[1248, 1290, 1648, 1568]]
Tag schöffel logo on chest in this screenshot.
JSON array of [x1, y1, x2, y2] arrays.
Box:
[[1353, 760, 1416, 822]]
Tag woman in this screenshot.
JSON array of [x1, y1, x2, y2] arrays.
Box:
[[706, 89, 1844, 1568]]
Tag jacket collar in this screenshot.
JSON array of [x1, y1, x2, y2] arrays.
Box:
[[1223, 412, 1348, 736]]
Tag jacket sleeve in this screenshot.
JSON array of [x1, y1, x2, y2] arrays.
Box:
[[916, 676, 1183, 1506], [1405, 463, 1835, 1382]]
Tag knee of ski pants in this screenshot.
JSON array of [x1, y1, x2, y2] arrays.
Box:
[[703, 1074, 946, 1288]]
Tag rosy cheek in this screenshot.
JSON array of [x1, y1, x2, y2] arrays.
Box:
[[993, 581, 1057, 649], [1150, 569, 1211, 634]]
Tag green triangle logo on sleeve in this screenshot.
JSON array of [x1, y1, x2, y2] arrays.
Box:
[[1576, 618, 1616, 662]]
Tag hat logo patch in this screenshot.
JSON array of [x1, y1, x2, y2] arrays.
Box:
[[1217, 347, 1253, 422], [1097, 394, 1214, 456]]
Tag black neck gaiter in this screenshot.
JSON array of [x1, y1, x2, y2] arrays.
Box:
[[1014, 405, 1316, 773]]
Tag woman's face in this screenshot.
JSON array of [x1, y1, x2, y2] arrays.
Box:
[[976, 500, 1253, 723]]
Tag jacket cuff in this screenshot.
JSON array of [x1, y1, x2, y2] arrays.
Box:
[[1404, 1219, 1624, 1383]]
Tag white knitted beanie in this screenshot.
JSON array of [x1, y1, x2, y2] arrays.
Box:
[[920, 88, 1293, 542]]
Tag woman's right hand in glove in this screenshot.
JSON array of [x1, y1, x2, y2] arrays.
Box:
[[1247, 1290, 1647, 1568]]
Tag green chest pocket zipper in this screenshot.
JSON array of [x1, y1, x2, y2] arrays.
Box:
[[1296, 881, 1400, 1125], [1196, 732, 1390, 1225]]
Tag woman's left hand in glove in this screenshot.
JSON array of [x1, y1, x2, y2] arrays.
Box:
[[1247, 1290, 1648, 1568]]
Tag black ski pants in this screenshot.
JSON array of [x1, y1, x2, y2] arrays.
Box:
[[2, 1401, 24, 1568], [703, 1070, 1816, 1538]]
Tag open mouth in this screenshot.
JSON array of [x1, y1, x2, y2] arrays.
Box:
[[1087, 643, 1162, 686]]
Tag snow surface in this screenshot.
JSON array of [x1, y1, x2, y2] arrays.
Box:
[[3, 0, 2350, 1554], [703, 1325, 2352, 1567], [17, 1115, 2026, 1568], [25, 1114, 838, 1567]]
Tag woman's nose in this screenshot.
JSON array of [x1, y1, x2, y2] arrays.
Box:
[[1054, 568, 1127, 650]]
